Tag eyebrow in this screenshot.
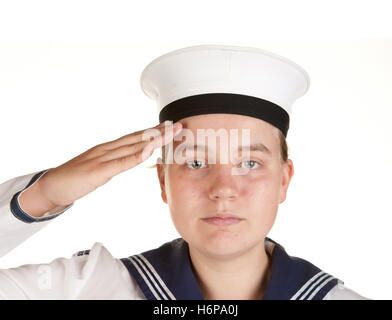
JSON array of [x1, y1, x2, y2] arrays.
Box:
[[241, 143, 272, 156], [180, 143, 272, 157]]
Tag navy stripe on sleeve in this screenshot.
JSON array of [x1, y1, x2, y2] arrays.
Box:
[[10, 168, 73, 223]]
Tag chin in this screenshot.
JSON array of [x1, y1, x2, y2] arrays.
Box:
[[196, 231, 248, 257]]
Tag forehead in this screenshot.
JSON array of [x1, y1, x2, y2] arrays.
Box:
[[172, 113, 280, 150]]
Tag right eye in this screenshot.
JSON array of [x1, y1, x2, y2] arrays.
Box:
[[186, 160, 207, 170]]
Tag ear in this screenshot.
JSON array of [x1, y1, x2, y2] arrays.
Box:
[[279, 159, 294, 203], [156, 159, 167, 203]]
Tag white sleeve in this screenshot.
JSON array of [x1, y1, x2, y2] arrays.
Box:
[[0, 171, 145, 300], [0, 242, 145, 299], [323, 282, 370, 300], [0, 169, 73, 258]]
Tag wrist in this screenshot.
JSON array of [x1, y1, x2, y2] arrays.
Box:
[[18, 179, 57, 218]]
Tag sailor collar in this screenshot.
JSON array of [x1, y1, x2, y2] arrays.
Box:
[[120, 237, 341, 300]]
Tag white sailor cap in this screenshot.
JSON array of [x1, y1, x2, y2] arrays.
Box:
[[140, 45, 310, 137]]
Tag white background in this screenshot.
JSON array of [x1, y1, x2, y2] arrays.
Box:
[[0, 0, 391, 299]]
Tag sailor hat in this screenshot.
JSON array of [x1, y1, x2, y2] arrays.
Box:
[[140, 45, 310, 137]]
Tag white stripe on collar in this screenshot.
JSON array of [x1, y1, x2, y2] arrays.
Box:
[[128, 256, 162, 300], [135, 254, 176, 300]]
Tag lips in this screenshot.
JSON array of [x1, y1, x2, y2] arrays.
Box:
[[201, 213, 244, 226]]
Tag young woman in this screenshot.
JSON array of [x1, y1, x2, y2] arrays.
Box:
[[0, 45, 368, 300]]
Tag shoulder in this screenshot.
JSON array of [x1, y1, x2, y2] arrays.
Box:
[[70, 242, 146, 299], [323, 282, 370, 300], [1, 242, 145, 299], [265, 238, 369, 300]]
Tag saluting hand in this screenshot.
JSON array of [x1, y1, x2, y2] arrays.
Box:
[[18, 121, 182, 217]]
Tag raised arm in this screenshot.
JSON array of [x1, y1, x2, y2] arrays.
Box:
[[1, 120, 181, 257], [0, 121, 181, 299]]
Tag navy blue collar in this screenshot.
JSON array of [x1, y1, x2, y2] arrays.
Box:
[[121, 237, 341, 300]]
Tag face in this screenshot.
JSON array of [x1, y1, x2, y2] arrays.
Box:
[[156, 113, 294, 259]]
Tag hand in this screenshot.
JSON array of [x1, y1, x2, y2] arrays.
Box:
[[29, 121, 182, 208]]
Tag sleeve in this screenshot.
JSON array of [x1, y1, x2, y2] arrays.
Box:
[[0, 169, 74, 258], [323, 281, 371, 300], [0, 242, 145, 299]]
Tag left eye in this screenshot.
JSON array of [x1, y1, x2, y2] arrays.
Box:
[[241, 160, 260, 169], [186, 160, 207, 170]]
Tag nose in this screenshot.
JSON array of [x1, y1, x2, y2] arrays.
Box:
[[208, 166, 239, 201]]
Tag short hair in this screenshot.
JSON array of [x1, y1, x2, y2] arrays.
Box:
[[148, 127, 288, 169]]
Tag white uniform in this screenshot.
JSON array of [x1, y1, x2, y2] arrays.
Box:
[[0, 170, 369, 300]]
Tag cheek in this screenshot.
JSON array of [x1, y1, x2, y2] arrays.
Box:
[[244, 171, 280, 202], [165, 170, 202, 217], [165, 172, 206, 239], [243, 174, 281, 226]]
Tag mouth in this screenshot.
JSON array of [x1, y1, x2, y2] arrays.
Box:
[[201, 213, 244, 226]]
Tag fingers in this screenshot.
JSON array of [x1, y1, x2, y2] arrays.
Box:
[[99, 122, 182, 174], [100, 142, 153, 177], [101, 121, 177, 151]]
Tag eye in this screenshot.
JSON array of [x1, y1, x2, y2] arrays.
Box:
[[186, 160, 207, 170], [241, 160, 261, 170]]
